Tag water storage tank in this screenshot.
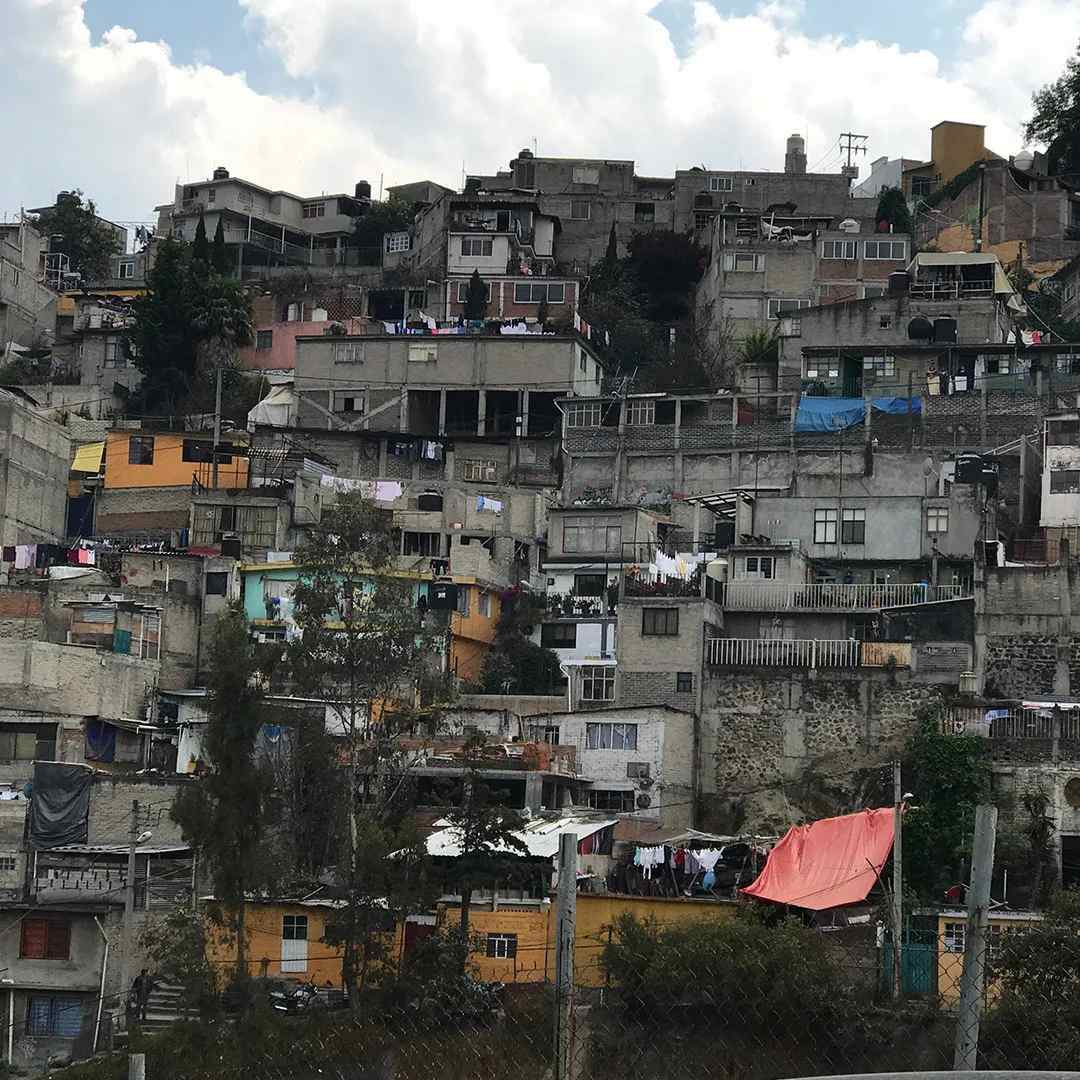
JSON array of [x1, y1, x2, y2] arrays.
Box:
[[354, 180, 371, 200], [907, 315, 933, 340], [837, 218, 861, 234], [213, 166, 230, 180], [934, 316, 958, 344], [889, 271, 911, 295], [1014, 150, 1035, 172], [785, 133, 807, 175]]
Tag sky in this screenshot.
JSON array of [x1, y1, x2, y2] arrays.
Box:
[[2, 0, 1078, 232]]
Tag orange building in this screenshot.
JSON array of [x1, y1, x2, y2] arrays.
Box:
[[103, 430, 249, 490], [448, 584, 501, 682]]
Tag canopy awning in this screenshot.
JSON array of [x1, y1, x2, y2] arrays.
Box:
[[71, 441, 105, 473], [741, 807, 895, 911]]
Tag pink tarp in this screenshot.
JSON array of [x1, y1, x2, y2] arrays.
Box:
[[741, 807, 896, 911]]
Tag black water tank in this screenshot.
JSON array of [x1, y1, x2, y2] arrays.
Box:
[[888, 271, 910, 295], [956, 453, 983, 485], [354, 180, 371, 200], [934, 316, 958, 344], [907, 315, 933, 340], [464, 177, 482, 196], [417, 492, 443, 512], [518, 148, 534, 160], [213, 165, 230, 180], [220, 536, 242, 559], [428, 581, 459, 610]]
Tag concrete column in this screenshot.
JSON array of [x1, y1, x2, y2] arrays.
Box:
[[524, 772, 544, 812], [1055, 539, 1072, 697], [979, 383, 988, 444], [378, 437, 387, 477], [476, 389, 486, 436], [399, 389, 409, 433], [520, 389, 530, 437], [674, 398, 682, 451], [693, 502, 701, 550], [438, 389, 447, 437]]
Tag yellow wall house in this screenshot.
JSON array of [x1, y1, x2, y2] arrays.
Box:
[[937, 908, 1042, 1006], [448, 585, 501, 683], [103, 431, 250, 490]]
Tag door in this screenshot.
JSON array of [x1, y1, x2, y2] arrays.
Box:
[[881, 929, 936, 995], [281, 914, 308, 973]]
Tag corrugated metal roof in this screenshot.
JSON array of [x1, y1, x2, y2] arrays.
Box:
[[424, 815, 617, 859]]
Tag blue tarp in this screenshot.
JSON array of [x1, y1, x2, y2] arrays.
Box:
[[795, 396, 922, 433]]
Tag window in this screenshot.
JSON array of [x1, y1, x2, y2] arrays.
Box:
[[569, 200, 591, 220], [694, 212, 713, 230], [408, 342, 437, 364], [642, 607, 679, 636], [541, 623, 577, 649], [486, 933, 518, 959], [634, 203, 655, 225], [587, 789, 635, 812], [572, 166, 599, 185], [403, 532, 444, 557], [725, 252, 765, 273], [282, 915, 308, 941], [562, 517, 621, 554], [625, 399, 655, 426], [460, 236, 493, 257], [709, 176, 733, 192], [384, 231, 411, 254], [1051, 469, 1080, 494], [128, 435, 154, 465], [333, 391, 365, 414], [478, 590, 491, 617], [879, 315, 892, 329], [744, 556, 774, 579], [943, 922, 965, 954], [804, 362, 840, 380], [767, 298, 811, 318], [529, 724, 561, 744], [586, 721, 637, 749], [21, 918, 71, 960], [455, 281, 492, 303], [181, 439, 233, 465], [821, 240, 857, 260], [864, 240, 907, 260], [207, 188, 216, 203], [0, 855, 15, 872], [862, 355, 896, 378], [205, 571, 229, 596], [26, 997, 83, 1038], [513, 283, 565, 304], [911, 175, 936, 197], [627, 762, 650, 779], [455, 585, 470, 616], [862, 284, 887, 299], [573, 573, 606, 596], [256, 330, 273, 351], [676, 672, 694, 693], [579, 348, 587, 373], [103, 339, 126, 368], [333, 342, 363, 364], [302, 202, 326, 218], [0, 730, 42, 763], [118, 260, 135, 279], [984, 354, 1011, 375], [814, 508, 838, 544], [581, 666, 616, 702], [841, 508, 866, 544], [927, 507, 950, 534], [463, 459, 497, 482]]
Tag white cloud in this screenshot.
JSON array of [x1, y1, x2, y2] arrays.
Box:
[[0, 0, 1076, 225]]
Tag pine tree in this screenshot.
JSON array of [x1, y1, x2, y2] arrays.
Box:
[[211, 217, 230, 276], [876, 188, 913, 236], [464, 269, 489, 320], [605, 221, 619, 266], [30, 190, 120, 284], [193, 212, 210, 269]]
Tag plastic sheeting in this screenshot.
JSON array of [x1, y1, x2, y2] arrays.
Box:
[[794, 396, 922, 433], [29, 762, 93, 850], [741, 807, 895, 911]]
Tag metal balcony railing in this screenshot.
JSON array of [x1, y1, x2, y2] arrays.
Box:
[[718, 581, 971, 611], [907, 280, 994, 301], [705, 637, 861, 668]]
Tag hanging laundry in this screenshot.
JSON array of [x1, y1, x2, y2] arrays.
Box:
[[373, 481, 403, 502], [77, 548, 94, 566], [13, 546, 34, 570], [1, 547, 13, 564], [419, 440, 443, 462], [389, 439, 415, 459], [476, 495, 503, 514], [382, 322, 398, 335]]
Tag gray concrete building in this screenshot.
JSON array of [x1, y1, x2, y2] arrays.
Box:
[[0, 221, 57, 354]]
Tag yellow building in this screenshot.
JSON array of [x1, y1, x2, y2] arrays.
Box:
[[448, 585, 501, 682], [440, 893, 737, 987], [902, 121, 998, 201], [103, 430, 250, 490], [936, 908, 1042, 1005]]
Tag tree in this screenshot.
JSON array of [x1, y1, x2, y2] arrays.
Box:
[[440, 733, 528, 959], [31, 190, 119, 284], [875, 188, 913, 236], [464, 269, 489, 320], [172, 608, 277, 981], [625, 230, 707, 323], [189, 276, 254, 375], [211, 217, 230, 276], [353, 195, 414, 263], [477, 586, 561, 694], [286, 493, 443, 1002], [1024, 39, 1080, 177], [193, 212, 210, 268], [738, 328, 779, 381], [604, 221, 619, 266], [536, 296, 550, 328]]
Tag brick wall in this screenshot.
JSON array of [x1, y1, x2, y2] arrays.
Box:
[[96, 486, 193, 536], [0, 589, 44, 640], [618, 671, 695, 712]]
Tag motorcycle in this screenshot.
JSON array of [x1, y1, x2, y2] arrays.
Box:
[[272, 980, 326, 1014]]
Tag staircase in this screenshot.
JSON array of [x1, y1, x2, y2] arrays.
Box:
[[113, 981, 191, 1047]]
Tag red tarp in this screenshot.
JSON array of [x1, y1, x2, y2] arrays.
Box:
[[741, 807, 895, 911]]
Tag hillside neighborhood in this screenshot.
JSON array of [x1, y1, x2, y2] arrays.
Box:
[[4, 23, 1080, 1079]]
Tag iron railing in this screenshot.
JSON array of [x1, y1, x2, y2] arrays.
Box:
[[719, 581, 970, 611], [705, 637, 861, 668]]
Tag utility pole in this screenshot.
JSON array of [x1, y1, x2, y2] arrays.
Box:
[[838, 132, 869, 170], [120, 800, 140, 1021], [211, 367, 222, 489], [953, 804, 998, 1069], [891, 760, 903, 1000], [553, 833, 577, 1080]]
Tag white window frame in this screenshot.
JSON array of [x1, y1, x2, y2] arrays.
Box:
[[743, 556, 774, 579], [302, 202, 326, 219], [571, 166, 599, 185], [460, 236, 493, 257], [486, 933, 517, 959], [332, 390, 365, 415], [625, 399, 655, 426], [408, 342, 437, 364], [478, 590, 491, 617], [586, 717, 637, 746], [864, 239, 907, 260], [862, 284, 887, 299], [463, 459, 498, 482], [333, 342, 363, 364], [814, 508, 838, 544], [862, 355, 897, 378], [384, 231, 411, 254], [513, 282, 566, 304], [580, 666, 616, 702], [927, 507, 950, 534], [821, 239, 857, 260], [569, 200, 591, 221], [709, 176, 733, 193], [566, 402, 603, 428], [767, 298, 811, 318], [725, 252, 765, 273], [117, 260, 135, 280]]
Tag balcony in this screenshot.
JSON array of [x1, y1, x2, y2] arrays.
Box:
[[718, 581, 970, 612], [624, 572, 702, 598], [907, 279, 994, 302], [705, 638, 913, 669]]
